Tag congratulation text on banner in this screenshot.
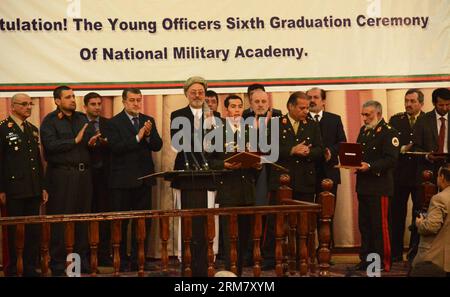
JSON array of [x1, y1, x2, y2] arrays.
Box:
[[0, 0, 449, 91]]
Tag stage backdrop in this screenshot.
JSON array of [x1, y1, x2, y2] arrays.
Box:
[[0, 0, 449, 93]]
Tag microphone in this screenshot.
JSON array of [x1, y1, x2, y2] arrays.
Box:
[[183, 151, 190, 170], [203, 101, 215, 129], [190, 152, 201, 170], [200, 151, 210, 170]]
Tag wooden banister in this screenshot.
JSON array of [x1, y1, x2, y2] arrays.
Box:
[[88, 221, 99, 276], [1, 195, 322, 277], [40, 222, 50, 276], [229, 214, 238, 275], [182, 216, 192, 277], [252, 214, 262, 277], [317, 178, 335, 276], [159, 216, 170, 274], [15, 224, 25, 277], [136, 218, 146, 277], [111, 220, 121, 276], [206, 214, 215, 277]]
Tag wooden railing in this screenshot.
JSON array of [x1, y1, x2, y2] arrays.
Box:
[[0, 175, 337, 277]]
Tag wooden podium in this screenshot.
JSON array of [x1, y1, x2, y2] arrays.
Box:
[[140, 169, 230, 276]]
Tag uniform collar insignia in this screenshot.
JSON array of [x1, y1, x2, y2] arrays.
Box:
[[281, 117, 288, 125], [376, 126, 382, 133], [7, 122, 14, 128], [57, 111, 64, 119]]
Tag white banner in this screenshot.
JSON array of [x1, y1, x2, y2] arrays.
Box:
[[0, 0, 449, 91]]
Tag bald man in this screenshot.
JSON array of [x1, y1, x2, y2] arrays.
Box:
[[0, 93, 47, 276]]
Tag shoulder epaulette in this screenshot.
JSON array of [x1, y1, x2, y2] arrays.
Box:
[[392, 112, 405, 117]]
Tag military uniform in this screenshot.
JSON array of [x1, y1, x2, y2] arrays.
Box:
[[269, 115, 324, 201], [356, 119, 399, 271], [40, 109, 94, 275], [210, 119, 257, 275], [388, 111, 424, 261], [0, 116, 44, 276]]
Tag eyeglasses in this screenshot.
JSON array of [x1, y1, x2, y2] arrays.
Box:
[[13, 102, 34, 107], [189, 90, 205, 96]]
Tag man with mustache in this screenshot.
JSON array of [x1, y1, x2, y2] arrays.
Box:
[[388, 89, 425, 263], [0, 93, 47, 276], [354, 100, 399, 272]]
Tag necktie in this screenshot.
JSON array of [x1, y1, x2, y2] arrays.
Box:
[[438, 117, 446, 153], [20, 121, 25, 132], [314, 114, 320, 122], [132, 117, 139, 132], [293, 121, 299, 134], [91, 120, 99, 132], [409, 115, 416, 128], [194, 112, 201, 130]]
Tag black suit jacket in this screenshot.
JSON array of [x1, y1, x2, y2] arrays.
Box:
[[413, 110, 450, 153], [308, 111, 346, 185], [170, 105, 221, 171], [413, 109, 450, 179], [0, 117, 44, 199], [389, 111, 425, 186], [104, 110, 162, 189]]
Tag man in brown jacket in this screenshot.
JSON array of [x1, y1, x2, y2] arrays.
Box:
[[412, 163, 450, 276]]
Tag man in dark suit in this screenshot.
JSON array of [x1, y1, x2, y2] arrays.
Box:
[[170, 76, 221, 276], [269, 91, 324, 202], [0, 93, 47, 277], [307, 87, 346, 253], [104, 88, 162, 272], [410, 87, 450, 262], [388, 89, 425, 263], [355, 100, 399, 272], [413, 88, 450, 182], [307, 88, 346, 197], [83, 92, 112, 266], [40, 85, 98, 276]]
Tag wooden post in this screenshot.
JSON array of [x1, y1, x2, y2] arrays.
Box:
[[182, 216, 193, 277], [159, 216, 169, 274], [40, 222, 50, 276], [317, 179, 335, 276], [65, 222, 75, 271], [420, 170, 438, 212], [206, 214, 215, 277], [275, 213, 284, 277], [252, 214, 262, 277], [15, 224, 25, 277], [229, 214, 238, 275], [308, 213, 317, 273], [288, 212, 297, 276], [278, 174, 293, 276], [111, 220, 122, 276], [277, 174, 292, 203], [136, 218, 146, 277], [297, 212, 308, 276], [88, 221, 99, 276]]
